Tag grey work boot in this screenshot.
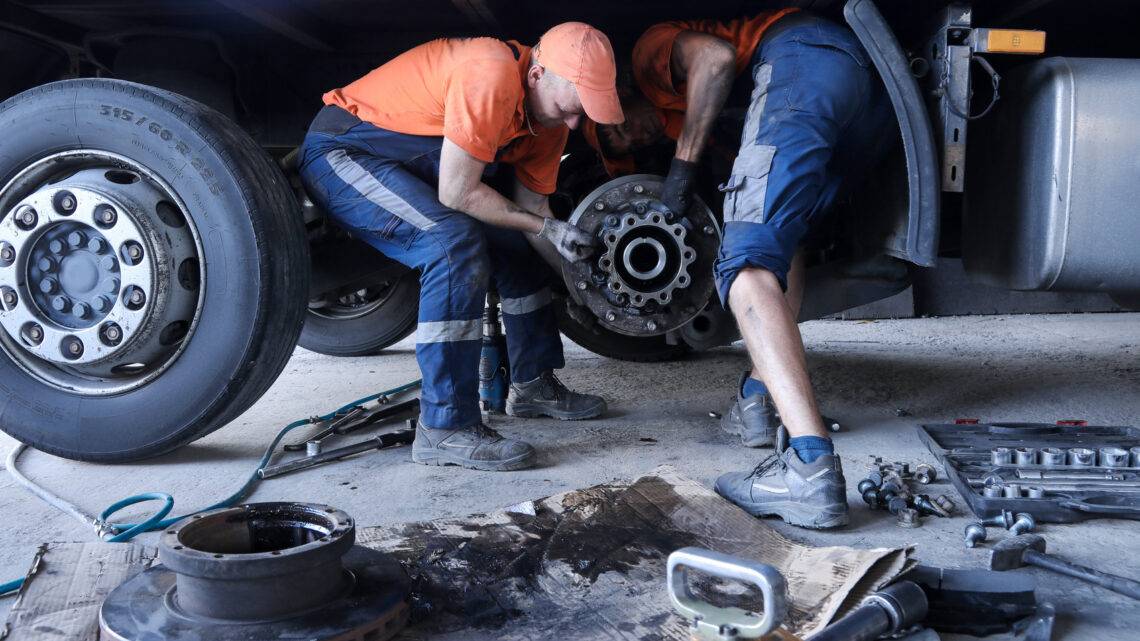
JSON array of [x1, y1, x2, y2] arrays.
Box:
[[506, 371, 606, 420], [411, 422, 536, 471], [721, 372, 779, 447], [714, 428, 849, 529]]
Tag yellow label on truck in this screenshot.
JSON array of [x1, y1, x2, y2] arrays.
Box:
[[975, 29, 1046, 54]]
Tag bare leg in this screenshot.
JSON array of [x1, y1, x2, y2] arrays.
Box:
[[730, 264, 827, 439], [747, 251, 806, 383]]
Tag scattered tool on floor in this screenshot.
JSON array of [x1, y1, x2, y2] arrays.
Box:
[[990, 534, 1140, 600], [858, 459, 957, 527], [260, 419, 417, 479]]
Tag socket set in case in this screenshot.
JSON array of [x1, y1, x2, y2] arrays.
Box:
[[918, 421, 1140, 523]]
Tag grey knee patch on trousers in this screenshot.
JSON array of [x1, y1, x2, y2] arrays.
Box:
[[720, 63, 778, 224]]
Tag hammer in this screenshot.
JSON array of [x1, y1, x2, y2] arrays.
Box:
[[990, 534, 1140, 600]]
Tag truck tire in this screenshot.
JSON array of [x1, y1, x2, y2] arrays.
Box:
[[299, 272, 419, 356], [0, 79, 308, 462], [556, 303, 689, 363]]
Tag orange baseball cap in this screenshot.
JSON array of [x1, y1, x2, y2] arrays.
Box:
[[534, 22, 624, 125]]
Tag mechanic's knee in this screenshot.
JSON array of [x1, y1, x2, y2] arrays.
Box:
[[728, 267, 784, 308]]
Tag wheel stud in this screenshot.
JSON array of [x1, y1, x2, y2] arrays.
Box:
[[120, 241, 144, 266], [100, 322, 123, 346], [37, 256, 57, 272], [52, 296, 71, 312], [0, 242, 14, 266], [67, 230, 87, 248], [15, 206, 38, 229], [73, 302, 91, 319], [39, 278, 59, 294], [61, 335, 83, 359], [1, 287, 17, 310], [25, 323, 44, 345], [123, 285, 146, 310], [95, 295, 113, 313], [96, 205, 118, 228], [88, 237, 108, 254]]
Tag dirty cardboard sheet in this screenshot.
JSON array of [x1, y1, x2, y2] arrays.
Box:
[[1, 541, 158, 641], [2, 467, 911, 640], [361, 466, 914, 640]]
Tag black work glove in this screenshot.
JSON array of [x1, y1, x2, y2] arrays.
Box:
[[539, 218, 597, 263], [660, 157, 697, 217]]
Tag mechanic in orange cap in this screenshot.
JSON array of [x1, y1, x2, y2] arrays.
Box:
[[298, 23, 623, 472], [591, 10, 893, 527]]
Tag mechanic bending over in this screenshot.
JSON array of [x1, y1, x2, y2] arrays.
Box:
[[592, 9, 893, 527], [298, 23, 624, 472]]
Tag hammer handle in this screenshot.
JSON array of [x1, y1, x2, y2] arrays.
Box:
[[1024, 550, 1140, 600]]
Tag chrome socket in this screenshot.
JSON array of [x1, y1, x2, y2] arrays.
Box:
[[1013, 447, 1037, 466], [991, 447, 1013, 465], [1099, 447, 1129, 468], [1131, 447, 1140, 468], [1067, 448, 1095, 467], [982, 485, 1003, 498], [1039, 447, 1066, 467], [1002, 484, 1022, 498], [1026, 486, 1046, 499]]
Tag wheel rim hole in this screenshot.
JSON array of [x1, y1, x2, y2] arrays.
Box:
[[119, 242, 144, 266], [679, 276, 688, 285], [607, 234, 617, 243], [111, 362, 146, 375], [0, 287, 16, 311], [21, 323, 44, 346], [651, 215, 661, 224], [94, 205, 118, 229], [159, 321, 189, 346], [52, 191, 77, 215], [122, 285, 146, 310], [625, 217, 635, 225], [105, 170, 140, 185], [683, 251, 693, 260], [178, 258, 200, 291], [155, 200, 186, 228], [634, 295, 643, 303], [15, 206, 38, 230], [60, 336, 84, 360], [0, 242, 14, 267], [100, 322, 124, 347], [673, 228, 683, 236]]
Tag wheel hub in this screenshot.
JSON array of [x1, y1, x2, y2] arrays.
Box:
[[562, 175, 720, 337], [0, 159, 201, 389]]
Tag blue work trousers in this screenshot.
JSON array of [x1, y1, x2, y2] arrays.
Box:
[[715, 14, 893, 304], [297, 106, 564, 430]]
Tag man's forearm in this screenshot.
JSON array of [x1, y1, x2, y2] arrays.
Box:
[[675, 49, 736, 162], [450, 181, 546, 234]]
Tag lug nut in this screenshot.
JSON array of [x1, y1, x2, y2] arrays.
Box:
[[645, 320, 658, 332], [94, 296, 113, 313], [56, 192, 77, 213], [37, 256, 57, 272], [633, 184, 644, 194], [964, 522, 987, 548], [0, 242, 14, 265], [576, 281, 588, 291], [100, 322, 123, 345], [634, 203, 647, 214], [896, 507, 921, 528], [100, 256, 117, 272], [605, 311, 616, 322], [52, 296, 72, 312], [1009, 512, 1036, 536], [61, 336, 84, 359], [980, 509, 1015, 529], [39, 278, 59, 294], [88, 237, 108, 254], [605, 215, 618, 227], [933, 494, 956, 514], [593, 201, 606, 211], [914, 463, 937, 484], [16, 206, 38, 229], [96, 205, 118, 227], [26, 324, 44, 344], [121, 242, 144, 265], [703, 225, 715, 235], [73, 302, 91, 319], [104, 277, 120, 294], [67, 230, 87, 248], [48, 239, 66, 255]]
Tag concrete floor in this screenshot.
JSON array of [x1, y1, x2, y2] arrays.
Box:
[[2, 313, 1139, 639]]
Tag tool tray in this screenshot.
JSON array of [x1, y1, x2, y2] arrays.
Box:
[[918, 422, 1140, 522]]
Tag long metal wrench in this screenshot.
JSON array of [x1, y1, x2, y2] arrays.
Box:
[[284, 398, 418, 451], [260, 427, 416, 479]]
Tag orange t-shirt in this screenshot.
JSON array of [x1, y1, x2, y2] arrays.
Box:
[[323, 37, 568, 194], [631, 9, 799, 113]]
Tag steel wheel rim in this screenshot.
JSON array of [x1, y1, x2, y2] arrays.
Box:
[[308, 281, 401, 322], [0, 150, 206, 396]]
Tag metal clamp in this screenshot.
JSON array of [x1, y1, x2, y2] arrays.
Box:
[[667, 547, 787, 640]]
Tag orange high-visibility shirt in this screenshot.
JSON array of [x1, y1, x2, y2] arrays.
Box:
[[323, 37, 568, 194], [631, 10, 799, 113]]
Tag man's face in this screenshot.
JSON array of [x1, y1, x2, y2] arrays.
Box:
[[526, 65, 585, 130], [596, 97, 662, 157]]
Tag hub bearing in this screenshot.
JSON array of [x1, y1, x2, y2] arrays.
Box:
[[562, 175, 720, 337], [99, 503, 408, 641]]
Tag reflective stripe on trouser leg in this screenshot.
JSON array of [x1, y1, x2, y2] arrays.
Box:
[[483, 226, 565, 383]]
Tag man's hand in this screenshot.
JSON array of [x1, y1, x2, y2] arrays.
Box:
[[539, 218, 597, 263], [660, 157, 697, 217]]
